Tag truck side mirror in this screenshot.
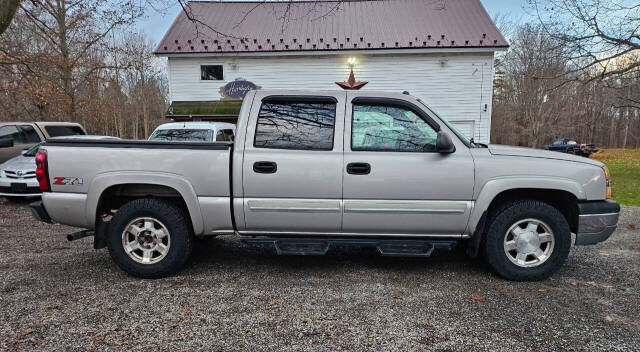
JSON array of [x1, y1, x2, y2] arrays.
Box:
[[0, 138, 13, 148], [436, 131, 456, 154]]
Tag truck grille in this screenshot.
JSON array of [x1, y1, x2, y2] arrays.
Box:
[[4, 170, 36, 179]]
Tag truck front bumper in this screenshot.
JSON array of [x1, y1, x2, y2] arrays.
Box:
[[575, 200, 620, 245], [29, 201, 52, 223]]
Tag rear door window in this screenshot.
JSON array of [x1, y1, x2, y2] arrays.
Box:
[[254, 99, 336, 150], [19, 125, 41, 143], [221, 129, 234, 141]]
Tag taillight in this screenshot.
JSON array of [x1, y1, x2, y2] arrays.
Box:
[[35, 150, 50, 191], [602, 165, 611, 200]]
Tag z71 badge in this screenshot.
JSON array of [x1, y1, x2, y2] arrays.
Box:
[[53, 177, 83, 185]]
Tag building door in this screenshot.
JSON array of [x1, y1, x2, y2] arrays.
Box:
[[241, 91, 346, 234], [450, 121, 475, 141], [342, 92, 475, 236]]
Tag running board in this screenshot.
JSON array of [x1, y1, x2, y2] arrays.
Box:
[[240, 237, 458, 257]]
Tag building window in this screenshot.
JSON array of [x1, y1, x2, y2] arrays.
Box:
[[254, 98, 336, 150], [352, 103, 438, 152], [201, 65, 224, 81]]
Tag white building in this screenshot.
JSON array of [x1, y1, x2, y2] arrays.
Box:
[[155, 0, 508, 143]]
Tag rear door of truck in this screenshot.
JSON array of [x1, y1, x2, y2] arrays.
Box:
[[240, 91, 345, 234]]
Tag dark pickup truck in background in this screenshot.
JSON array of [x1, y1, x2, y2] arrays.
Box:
[[542, 138, 597, 158]]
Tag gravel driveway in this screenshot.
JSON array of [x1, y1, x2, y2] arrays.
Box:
[[0, 198, 638, 351]]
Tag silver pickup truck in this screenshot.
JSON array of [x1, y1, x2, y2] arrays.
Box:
[[30, 90, 620, 281]]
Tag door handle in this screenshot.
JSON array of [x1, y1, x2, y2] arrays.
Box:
[[346, 162, 371, 175], [253, 161, 277, 174]]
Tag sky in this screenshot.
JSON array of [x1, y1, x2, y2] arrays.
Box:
[[138, 0, 532, 46]]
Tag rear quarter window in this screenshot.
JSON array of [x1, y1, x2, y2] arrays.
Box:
[[45, 125, 85, 137]]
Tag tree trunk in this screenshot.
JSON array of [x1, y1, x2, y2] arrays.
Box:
[[55, 0, 76, 119], [622, 107, 629, 149], [0, 0, 19, 36]]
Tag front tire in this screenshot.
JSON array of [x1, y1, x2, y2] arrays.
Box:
[[484, 200, 571, 281], [107, 198, 193, 278]]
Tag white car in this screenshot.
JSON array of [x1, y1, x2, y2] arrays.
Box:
[[0, 143, 41, 198], [148, 122, 235, 142]]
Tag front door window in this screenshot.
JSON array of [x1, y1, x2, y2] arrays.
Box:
[[351, 104, 438, 152]]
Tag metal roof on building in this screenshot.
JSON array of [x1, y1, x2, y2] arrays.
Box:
[[155, 0, 508, 55]]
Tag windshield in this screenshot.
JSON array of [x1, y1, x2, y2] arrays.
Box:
[[23, 142, 43, 157], [149, 129, 213, 142], [416, 100, 472, 147]]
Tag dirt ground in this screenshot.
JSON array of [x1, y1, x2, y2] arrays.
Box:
[[0, 198, 639, 351]]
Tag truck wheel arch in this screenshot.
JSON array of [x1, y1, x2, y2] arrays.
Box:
[[468, 177, 584, 236], [88, 173, 205, 236]]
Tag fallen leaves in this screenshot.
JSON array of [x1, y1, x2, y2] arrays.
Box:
[[18, 328, 34, 340], [268, 299, 277, 307], [604, 315, 613, 323], [41, 315, 54, 323], [537, 288, 547, 293], [180, 307, 190, 316], [629, 224, 636, 230], [570, 281, 580, 287], [471, 295, 487, 302]]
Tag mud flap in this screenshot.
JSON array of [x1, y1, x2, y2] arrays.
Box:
[[466, 211, 487, 258], [93, 217, 110, 250]]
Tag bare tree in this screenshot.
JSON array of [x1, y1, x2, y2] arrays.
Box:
[[492, 21, 640, 149], [528, 0, 640, 106]]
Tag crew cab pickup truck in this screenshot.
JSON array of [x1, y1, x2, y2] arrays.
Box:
[[29, 90, 620, 281]]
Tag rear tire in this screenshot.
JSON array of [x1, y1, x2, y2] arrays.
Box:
[[107, 198, 193, 278], [484, 200, 571, 281]]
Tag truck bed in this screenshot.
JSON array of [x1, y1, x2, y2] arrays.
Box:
[[40, 139, 233, 233]]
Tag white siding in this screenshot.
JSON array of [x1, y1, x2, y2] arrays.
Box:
[[167, 52, 494, 143]]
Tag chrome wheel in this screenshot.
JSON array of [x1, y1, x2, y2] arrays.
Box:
[[121, 217, 171, 264], [504, 218, 555, 268]]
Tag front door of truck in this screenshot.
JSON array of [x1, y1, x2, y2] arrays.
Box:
[[0, 125, 41, 164], [241, 91, 345, 234], [341, 92, 475, 236]]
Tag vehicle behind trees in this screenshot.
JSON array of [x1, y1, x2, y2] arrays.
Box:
[[542, 138, 598, 157]]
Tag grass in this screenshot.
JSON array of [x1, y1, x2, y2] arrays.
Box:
[[591, 149, 640, 207]]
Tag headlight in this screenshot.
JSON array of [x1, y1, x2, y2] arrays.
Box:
[[602, 165, 611, 199]]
